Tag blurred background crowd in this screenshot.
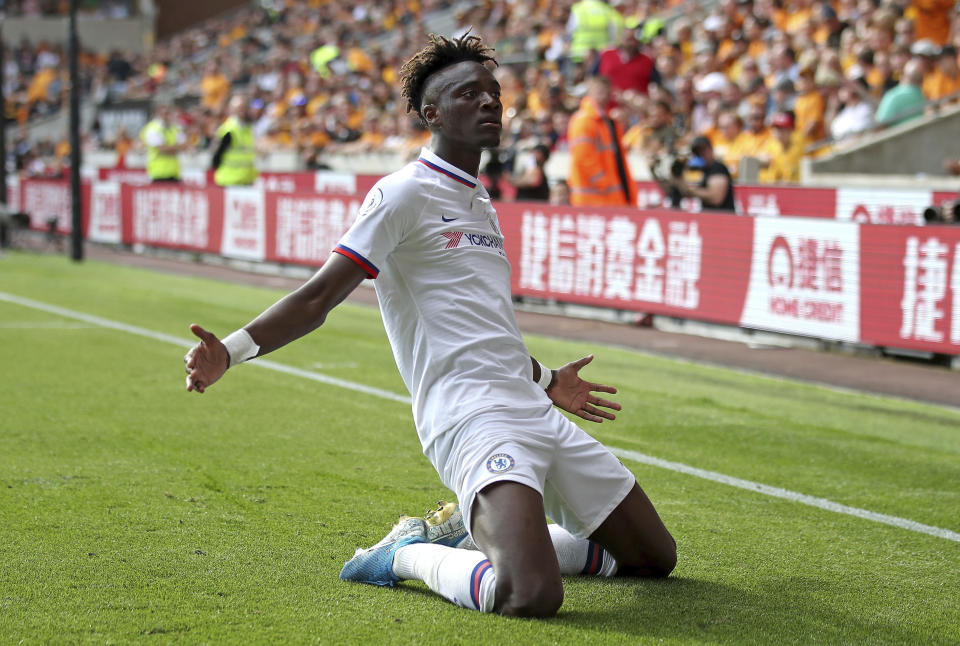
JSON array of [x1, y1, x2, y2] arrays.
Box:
[[4, 0, 960, 189]]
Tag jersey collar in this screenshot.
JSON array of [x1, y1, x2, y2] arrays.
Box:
[[418, 148, 479, 190]]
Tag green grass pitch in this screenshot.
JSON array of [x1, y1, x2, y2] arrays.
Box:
[[1, 251, 958, 644]]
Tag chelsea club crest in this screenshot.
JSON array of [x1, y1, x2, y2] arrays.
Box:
[[486, 453, 515, 473]]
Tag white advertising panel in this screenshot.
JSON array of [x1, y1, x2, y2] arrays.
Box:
[[740, 218, 860, 341], [221, 187, 266, 261], [836, 187, 930, 225], [88, 182, 122, 244]]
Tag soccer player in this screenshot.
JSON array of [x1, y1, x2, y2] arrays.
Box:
[[183, 33, 675, 617]]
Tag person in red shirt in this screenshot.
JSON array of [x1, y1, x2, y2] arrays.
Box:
[[597, 28, 660, 95]]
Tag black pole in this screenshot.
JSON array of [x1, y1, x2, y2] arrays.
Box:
[[69, 0, 83, 261], [0, 25, 7, 208]]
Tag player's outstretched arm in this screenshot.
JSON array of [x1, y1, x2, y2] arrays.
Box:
[[543, 354, 621, 423], [184, 253, 368, 393]]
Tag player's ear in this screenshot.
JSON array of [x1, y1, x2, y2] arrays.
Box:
[[422, 103, 440, 127]]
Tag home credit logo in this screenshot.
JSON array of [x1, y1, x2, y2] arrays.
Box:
[[836, 187, 929, 225], [740, 219, 860, 341]]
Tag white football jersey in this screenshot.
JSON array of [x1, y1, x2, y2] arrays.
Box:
[[335, 148, 551, 452]]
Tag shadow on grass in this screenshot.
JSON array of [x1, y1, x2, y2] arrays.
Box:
[[554, 575, 938, 645], [392, 574, 939, 644]]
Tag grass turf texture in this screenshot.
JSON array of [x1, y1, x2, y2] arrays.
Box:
[[1, 250, 959, 645]]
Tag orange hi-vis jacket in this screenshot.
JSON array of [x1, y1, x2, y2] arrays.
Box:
[[567, 96, 637, 206]]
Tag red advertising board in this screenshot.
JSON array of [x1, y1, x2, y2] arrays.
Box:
[[263, 191, 362, 266], [19, 178, 92, 236], [497, 203, 754, 324], [860, 224, 960, 354], [120, 184, 224, 253], [13, 175, 960, 356], [735, 185, 837, 219]]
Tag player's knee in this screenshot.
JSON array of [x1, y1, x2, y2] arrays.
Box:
[[648, 538, 677, 578], [496, 578, 564, 618], [620, 534, 677, 578]]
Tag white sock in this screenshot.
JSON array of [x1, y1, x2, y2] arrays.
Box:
[[548, 524, 618, 576], [393, 543, 496, 612]]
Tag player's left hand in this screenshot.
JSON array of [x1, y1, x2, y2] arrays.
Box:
[[546, 355, 621, 423]]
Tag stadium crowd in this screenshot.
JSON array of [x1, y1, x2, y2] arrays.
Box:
[[4, 0, 960, 189]]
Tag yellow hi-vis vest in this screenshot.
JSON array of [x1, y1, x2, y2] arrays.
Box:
[[570, 0, 621, 61], [214, 117, 257, 186], [140, 119, 181, 180]]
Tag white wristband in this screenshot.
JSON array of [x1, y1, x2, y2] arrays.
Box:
[[535, 359, 553, 390], [222, 329, 259, 367]]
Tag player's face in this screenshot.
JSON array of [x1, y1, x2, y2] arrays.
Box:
[[429, 61, 503, 150]]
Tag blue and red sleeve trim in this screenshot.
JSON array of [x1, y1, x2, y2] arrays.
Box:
[[333, 244, 379, 278]]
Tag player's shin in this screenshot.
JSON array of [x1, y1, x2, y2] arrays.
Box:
[[393, 543, 496, 612], [548, 524, 618, 576]]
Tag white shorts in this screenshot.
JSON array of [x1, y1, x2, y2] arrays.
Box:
[[426, 405, 636, 540]]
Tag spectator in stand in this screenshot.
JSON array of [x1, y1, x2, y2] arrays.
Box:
[[759, 111, 808, 183], [512, 144, 552, 202], [567, 0, 624, 62], [867, 50, 898, 98], [105, 49, 133, 96], [598, 26, 660, 95], [909, 0, 956, 46], [831, 77, 875, 140], [911, 39, 942, 75], [794, 66, 826, 140], [212, 94, 258, 187], [875, 57, 927, 125], [200, 61, 230, 113], [709, 111, 744, 173], [691, 71, 730, 136], [625, 97, 680, 158], [549, 180, 571, 205], [814, 4, 849, 49], [567, 75, 636, 206], [139, 103, 186, 182], [923, 45, 960, 100], [769, 77, 797, 117], [767, 45, 800, 89], [731, 103, 776, 176]]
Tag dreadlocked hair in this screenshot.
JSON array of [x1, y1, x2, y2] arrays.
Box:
[[399, 33, 497, 124]]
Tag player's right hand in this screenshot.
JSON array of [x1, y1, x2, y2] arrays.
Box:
[[184, 324, 228, 394]]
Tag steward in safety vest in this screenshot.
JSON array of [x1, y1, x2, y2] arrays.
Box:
[[568, 0, 624, 62], [212, 95, 258, 187], [566, 76, 636, 207], [139, 104, 185, 182]]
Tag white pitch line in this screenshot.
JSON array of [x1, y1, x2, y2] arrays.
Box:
[[609, 448, 960, 543], [2, 290, 958, 544], [0, 291, 409, 404], [0, 321, 98, 329]]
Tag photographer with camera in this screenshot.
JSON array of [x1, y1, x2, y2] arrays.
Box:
[[651, 136, 736, 213], [923, 155, 960, 224]]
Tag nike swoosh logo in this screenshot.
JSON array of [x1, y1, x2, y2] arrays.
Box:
[[441, 215, 458, 222]]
